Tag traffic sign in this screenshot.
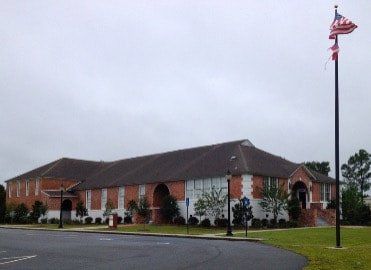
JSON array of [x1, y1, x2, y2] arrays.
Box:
[[242, 196, 250, 207], [186, 197, 189, 207]]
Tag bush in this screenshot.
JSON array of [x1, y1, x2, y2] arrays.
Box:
[[105, 217, 109, 224], [268, 218, 277, 228], [326, 199, 336, 209], [14, 203, 29, 224], [200, 218, 211, 227], [40, 218, 48, 224], [251, 218, 262, 229], [85, 217, 93, 224], [287, 220, 299, 228], [173, 216, 186, 225], [72, 219, 82, 225], [30, 201, 48, 223], [117, 216, 123, 224], [288, 196, 301, 221], [48, 218, 60, 224], [124, 215, 132, 224], [261, 218, 268, 228], [160, 195, 180, 223], [95, 217, 102, 224], [188, 216, 199, 226], [214, 217, 228, 227], [278, 219, 287, 228]]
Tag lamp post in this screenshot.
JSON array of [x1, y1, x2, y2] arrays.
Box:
[[58, 184, 65, 229], [226, 170, 233, 236]]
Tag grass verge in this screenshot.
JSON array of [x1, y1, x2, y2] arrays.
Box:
[[235, 227, 371, 270]]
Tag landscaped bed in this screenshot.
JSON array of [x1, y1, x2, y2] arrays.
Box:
[[235, 226, 371, 270]]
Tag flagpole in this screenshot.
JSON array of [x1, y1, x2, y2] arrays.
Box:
[[334, 5, 341, 248]]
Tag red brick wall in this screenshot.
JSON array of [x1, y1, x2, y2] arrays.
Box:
[[125, 185, 139, 208], [41, 178, 78, 190], [230, 176, 243, 199], [91, 189, 102, 210], [312, 182, 321, 202], [6, 179, 48, 209], [290, 167, 312, 190], [107, 187, 119, 208], [251, 175, 288, 199]]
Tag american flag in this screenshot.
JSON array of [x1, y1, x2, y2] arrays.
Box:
[[329, 13, 357, 39], [329, 43, 339, 61]]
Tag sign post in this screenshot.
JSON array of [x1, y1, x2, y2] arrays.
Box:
[[242, 196, 250, 238], [186, 197, 189, 235]]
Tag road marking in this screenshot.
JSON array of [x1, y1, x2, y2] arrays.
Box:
[[156, 242, 170, 245], [0, 251, 6, 253], [99, 238, 112, 241], [0, 255, 37, 265]]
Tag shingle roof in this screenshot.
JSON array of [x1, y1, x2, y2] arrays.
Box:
[[5, 139, 335, 189]]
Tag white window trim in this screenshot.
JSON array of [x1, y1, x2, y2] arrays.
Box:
[[86, 190, 92, 210], [16, 181, 20, 197], [101, 189, 107, 210], [139, 185, 146, 199], [25, 180, 30, 196], [118, 187, 125, 209], [35, 178, 40, 196], [8, 184, 12, 198], [320, 183, 331, 202]]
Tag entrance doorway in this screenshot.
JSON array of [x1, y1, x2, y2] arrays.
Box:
[[61, 199, 72, 221], [292, 181, 308, 209]]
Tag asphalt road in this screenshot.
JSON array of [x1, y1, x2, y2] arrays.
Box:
[[0, 228, 306, 270]]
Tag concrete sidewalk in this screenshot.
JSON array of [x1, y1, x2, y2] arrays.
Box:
[[0, 225, 263, 242]]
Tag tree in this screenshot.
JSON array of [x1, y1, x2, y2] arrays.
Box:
[[75, 201, 88, 221], [202, 187, 227, 219], [103, 200, 115, 217], [341, 149, 371, 197], [135, 197, 150, 230], [194, 197, 207, 221], [232, 199, 253, 227], [0, 185, 5, 223], [14, 203, 29, 224], [30, 201, 48, 223], [287, 195, 301, 221], [259, 185, 289, 224], [341, 185, 370, 225], [304, 161, 331, 176], [160, 195, 180, 223]]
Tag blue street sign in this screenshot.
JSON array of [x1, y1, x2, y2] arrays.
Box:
[[186, 197, 189, 207], [242, 196, 250, 207]]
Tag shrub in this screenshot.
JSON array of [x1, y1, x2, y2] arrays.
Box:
[[278, 219, 287, 228], [288, 196, 301, 221], [251, 218, 262, 229], [232, 200, 253, 227], [105, 217, 109, 224], [40, 218, 48, 224], [173, 216, 186, 225], [124, 215, 132, 224], [95, 217, 102, 224], [268, 218, 277, 228], [261, 218, 268, 228], [72, 219, 82, 225], [200, 218, 211, 227], [160, 195, 180, 223], [287, 220, 299, 228], [188, 216, 199, 226], [75, 201, 88, 221], [48, 218, 60, 224], [85, 217, 93, 224], [214, 217, 228, 227], [14, 203, 29, 224], [326, 199, 336, 209], [64, 219, 72, 225], [30, 201, 48, 223], [117, 216, 123, 224]]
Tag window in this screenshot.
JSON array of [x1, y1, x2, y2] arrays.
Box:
[[118, 187, 125, 209], [35, 178, 40, 196], [186, 180, 194, 199], [86, 190, 91, 210], [101, 189, 107, 210], [211, 178, 220, 189], [321, 183, 331, 202], [139, 185, 146, 199], [25, 180, 30, 196], [203, 179, 211, 192], [16, 181, 20, 197], [194, 180, 203, 198], [263, 177, 278, 189], [8, 184, 12, 198]]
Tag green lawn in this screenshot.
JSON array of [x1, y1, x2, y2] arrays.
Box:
[[112, 224, 228, 235], [235, 227, 371, 270]]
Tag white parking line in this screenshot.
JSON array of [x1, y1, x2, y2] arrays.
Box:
[[99, 238, 112, 241], [156, 242, 170, 245], [0, 251, 6, 253], [0, 255, 37, 265]]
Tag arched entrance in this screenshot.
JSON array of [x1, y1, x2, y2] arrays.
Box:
[[61, 199, 72, 221], [292, 181, 308, 209], [152, 184, 170, 223]]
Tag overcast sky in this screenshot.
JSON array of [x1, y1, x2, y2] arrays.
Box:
[[1, 1, 370, 184]]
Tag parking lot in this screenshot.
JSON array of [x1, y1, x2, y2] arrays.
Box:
[[0, 228, 306, 269]]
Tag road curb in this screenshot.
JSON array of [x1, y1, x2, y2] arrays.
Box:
[[0, 226, 263, 242]]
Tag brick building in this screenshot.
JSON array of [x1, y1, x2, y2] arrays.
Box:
[[5, 139, 336, 225]]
